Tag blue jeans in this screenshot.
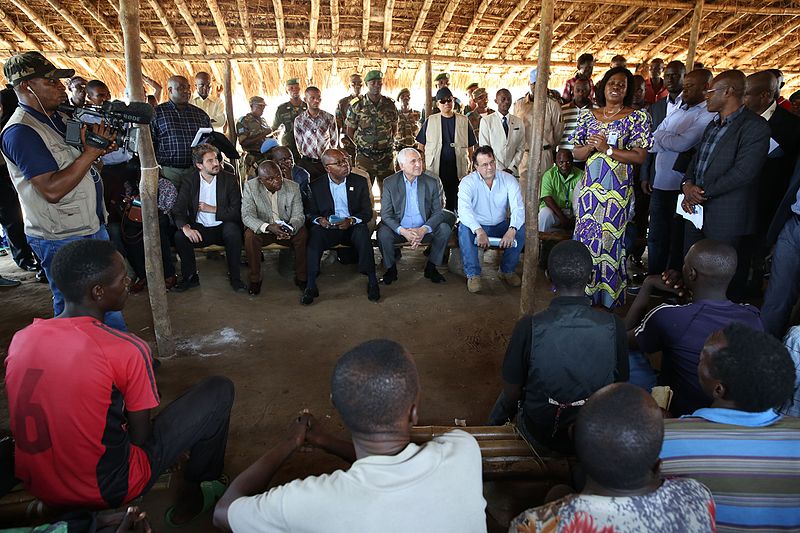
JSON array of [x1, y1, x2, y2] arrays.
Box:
[[457, 220, 526, 278], [27, 226, 127, 331]]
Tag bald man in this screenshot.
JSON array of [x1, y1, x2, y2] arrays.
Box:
[[190, 71, 226, 132], [680, 70, 771, 302], [624, 239, 764, 415], [151, 75, 212, 189]]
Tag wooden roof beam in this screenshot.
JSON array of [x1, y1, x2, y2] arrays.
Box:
[[330, 0, 340, 51], [107, 0, 155, 53], [309, 0, 320, 51], [208, 0, 231, 53], [145, 0, 181, 53], [604, 8, 654, 52], [362, 0, 370, 50], [8, 0, 68, 50], [0, 33, 18, 51], [0, 7, 39, 49], [578, 0, 800, 16], [458, 0, 493, 55], [763, 37, 800, 67], [75, 0, 122, 47], [525, 5, 576, 59], [552, 5, 604, 54], [582, 6, 638, 54], [236, 0, 254, 53], [503, 9, 540, 59], [628, 11, 688, 60], [734, 17, 800, 66], [382, 0, 395, 51], [173, 0, 207, 55], [698, 17, 769, 65], [483, 0, 530, 58], [272, 0, 286, 52], [406, 0, 434, 51], [647, 19, 693, 59], [427, 0, 460, 54], [44, 0, 96, 49]]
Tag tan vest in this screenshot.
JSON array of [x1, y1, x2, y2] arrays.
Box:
[[1, 108, 103, 239], [424, 113, 470, 180]]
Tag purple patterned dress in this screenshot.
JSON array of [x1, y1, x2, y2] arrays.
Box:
[[571, 109, 652, 308]]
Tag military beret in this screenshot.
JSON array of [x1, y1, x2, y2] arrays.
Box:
[[466, 82, 479, 91], [434, 73, 450, 82], [286, 78, 300, 86], [364, 70, 383, 82], [472, 88, 488, 99], [397, 88, 410, 98], [249, 95, 265, 105], [260, 138, 279, 154]]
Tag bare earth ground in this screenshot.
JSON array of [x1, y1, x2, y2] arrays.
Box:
[[0, 247, 557, 531]]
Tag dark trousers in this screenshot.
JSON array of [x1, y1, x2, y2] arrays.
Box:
[[0, 175, 36, 269], [684, 222, 748, 302], [762, 214, 800, 338], [174, 222, 242, 282], [297, 156, 327, 182], [244, 226, 308, 283], [307, 224, 375, 283], [123, 212, 176, 280], [377, 222, 451, 268], [142, 376, 234, 490], [647, 189, 684, 274]]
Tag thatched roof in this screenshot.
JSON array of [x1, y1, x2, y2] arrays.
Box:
[[1, 0, 799, 98]]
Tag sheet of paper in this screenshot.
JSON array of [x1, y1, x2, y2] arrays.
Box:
[[676, 193, 703, 230], [191, 127, 213, 147]]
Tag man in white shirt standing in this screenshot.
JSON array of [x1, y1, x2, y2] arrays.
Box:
[[190, 72, 226, 132], [213, 339, 488, 533], [479, 89, 525, 177], [458, 145, 526, 293]]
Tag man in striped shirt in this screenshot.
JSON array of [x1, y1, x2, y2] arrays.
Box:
[[661, 324, 800, 532], [558, 77, 594, 169]]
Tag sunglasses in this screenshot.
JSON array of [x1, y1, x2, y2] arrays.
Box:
[[439, 98, 453, 104]]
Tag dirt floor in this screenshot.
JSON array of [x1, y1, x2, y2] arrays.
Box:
[[0, 245, 564, 531]]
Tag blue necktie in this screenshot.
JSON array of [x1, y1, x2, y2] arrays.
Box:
[[502, 115, 509, 137]]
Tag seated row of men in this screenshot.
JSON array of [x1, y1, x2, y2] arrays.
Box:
[[5, 238, 797, 531], [166, 142, 526, 302]]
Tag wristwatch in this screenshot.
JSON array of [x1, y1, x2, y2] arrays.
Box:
[[605, 146, 614, 156], [509, 226, 518, 231]]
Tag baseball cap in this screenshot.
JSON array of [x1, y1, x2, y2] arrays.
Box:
[[4, 52, 74, 86], [364, 70, 383, 83], [435, 87, 453, 101]]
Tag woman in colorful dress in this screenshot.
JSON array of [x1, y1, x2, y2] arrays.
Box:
[[572, 67, 652, 308]]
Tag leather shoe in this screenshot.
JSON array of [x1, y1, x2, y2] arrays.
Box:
[[0, 275, 20, 287], [230, 280, 247, 292], [301, 286, 319, 305], [164, 275, 178, 290], [21, 263, 40, 272], [35, 270, 48, 283], [424, 267, 446, 283], [248, 280, 262, 295], [381, 266, 398, 285], [367, 282, 381, 302], [173, 273, 200, 292], [294, 277, 307, 290]]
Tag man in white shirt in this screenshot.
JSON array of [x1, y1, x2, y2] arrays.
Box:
[[213, 339, 488, 533], [190, 72, 226, 132], [457, 145, 526, 293], [479, 89, 525, 177]]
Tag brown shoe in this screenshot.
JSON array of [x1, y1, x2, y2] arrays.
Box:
[[164, 275, 178, 290], [130, 277, 147, 294], [498, 271, 522, 287], [467, 276, 482, 293]]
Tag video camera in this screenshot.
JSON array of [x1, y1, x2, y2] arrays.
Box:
[[57, 100, 153, 153]]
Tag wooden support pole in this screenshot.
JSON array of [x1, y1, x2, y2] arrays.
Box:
[[118, 0, 175, 357], [425, 58, 432, 118], [224, 59, 236, 145], [685, 0, 704, 70], [520, 0, 554, 316]]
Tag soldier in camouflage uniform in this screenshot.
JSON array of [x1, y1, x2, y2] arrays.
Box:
[[336, 73, 362, 161], [236, 96, 273, 180], [465, 87, 494, 140], [462, 82, 479, 115], [395, 88, 420, 152], [425, 72, 462, 119], [345, 70, 398, 192], [272, 78, 307, 163]]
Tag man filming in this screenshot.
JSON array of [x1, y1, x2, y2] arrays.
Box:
[[0, 52, 126, 330]]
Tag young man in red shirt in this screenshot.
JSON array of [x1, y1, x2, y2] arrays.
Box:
[[5, 239, 234, 525]]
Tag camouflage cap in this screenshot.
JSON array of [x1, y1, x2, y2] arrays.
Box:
[[286, 78, 300, 86], [466, 82, 479, 91], [472, 88, 488, 99], [434, 73, 450, 82], [249, 95, 266, 106], [3, 52, 74, 86], [397, 88, 410, 98], [364, 70, 383, 82]]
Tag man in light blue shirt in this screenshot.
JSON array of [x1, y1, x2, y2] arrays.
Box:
[[377, 148, 453, 286], [646, 69, 715, 275], [457, 145, 525, 293]]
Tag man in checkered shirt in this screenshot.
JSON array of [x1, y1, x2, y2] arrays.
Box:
[[294, 86, 338, 181]]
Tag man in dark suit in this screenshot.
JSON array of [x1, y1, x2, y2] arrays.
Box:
[[681, 70, 771, 301], [172, 143, 244, 292], [303, 148, 379, 305], [378, 148, 452, 286], [762, 157, 800, 338]]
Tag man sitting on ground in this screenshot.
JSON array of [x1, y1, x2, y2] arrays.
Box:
[[241, 160, 307, 295], [378, 148, 451, 286], [538, 149, 582, 231], [5, 239, 234, 524], [457, 145, 525, 293], [172, 143, 244, 292], [489, 240, 628, 453], [625, 240, 763, 415], [510, 383, 715, 532], [661, 324, 800, 531], [213, 339, 487, 532], [303, 148, 379, 305]]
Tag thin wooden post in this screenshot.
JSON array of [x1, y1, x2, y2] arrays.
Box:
[[118, 0, 175, 356], [224, 59, 235, 145], [685, 0, 704, 70], [520, 0, 554, 316], [424, 57, 432, 118]]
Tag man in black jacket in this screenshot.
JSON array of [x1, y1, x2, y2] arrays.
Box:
[[172, 143, 244, 292], [303, 148, 378, 305]]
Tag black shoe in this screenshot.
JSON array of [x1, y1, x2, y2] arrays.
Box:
[[20, 262, 39, 272], [294, 277, 307, 290], [367, 282, 381, 302], [629, 272, 647, 284], [301, 286, 319, 305], [231, 279, 246, 292], [381, 266, 398, 285], [424, 265, 446, 283], [248, 281, 262, 295], [173, 273, 200, 292], [0, 275, 20, 287], [35, 270, 48, 283]]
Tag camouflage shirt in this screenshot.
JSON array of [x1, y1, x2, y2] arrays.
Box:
[[272, 100, 307, 150], [466, 108, 494, 140], [336, 94, 359, 130], [396, 107, 421, 148], [345, 94, 398, 154], [236, 112, 272, 153]]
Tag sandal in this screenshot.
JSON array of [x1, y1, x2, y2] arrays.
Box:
[[164, 478, 227, 528]]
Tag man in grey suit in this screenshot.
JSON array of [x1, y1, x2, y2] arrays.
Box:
[[681, 69, 771, 301], [241, 161, 308, 295], [378, 148, 452, 285]]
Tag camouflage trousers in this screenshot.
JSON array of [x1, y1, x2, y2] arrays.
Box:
[[355, 150, 394, 194], [239, 152, 264, 181]]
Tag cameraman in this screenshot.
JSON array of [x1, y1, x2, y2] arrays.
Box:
[[0, 52, 126, 331]]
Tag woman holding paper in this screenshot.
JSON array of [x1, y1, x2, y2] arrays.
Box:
[[571, 68, 652, 308]]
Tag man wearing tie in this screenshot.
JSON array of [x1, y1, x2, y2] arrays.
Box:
[[479, 89, 526, 177]]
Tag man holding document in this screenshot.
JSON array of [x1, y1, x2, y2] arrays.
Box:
[[679, 70, 770, 301]]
